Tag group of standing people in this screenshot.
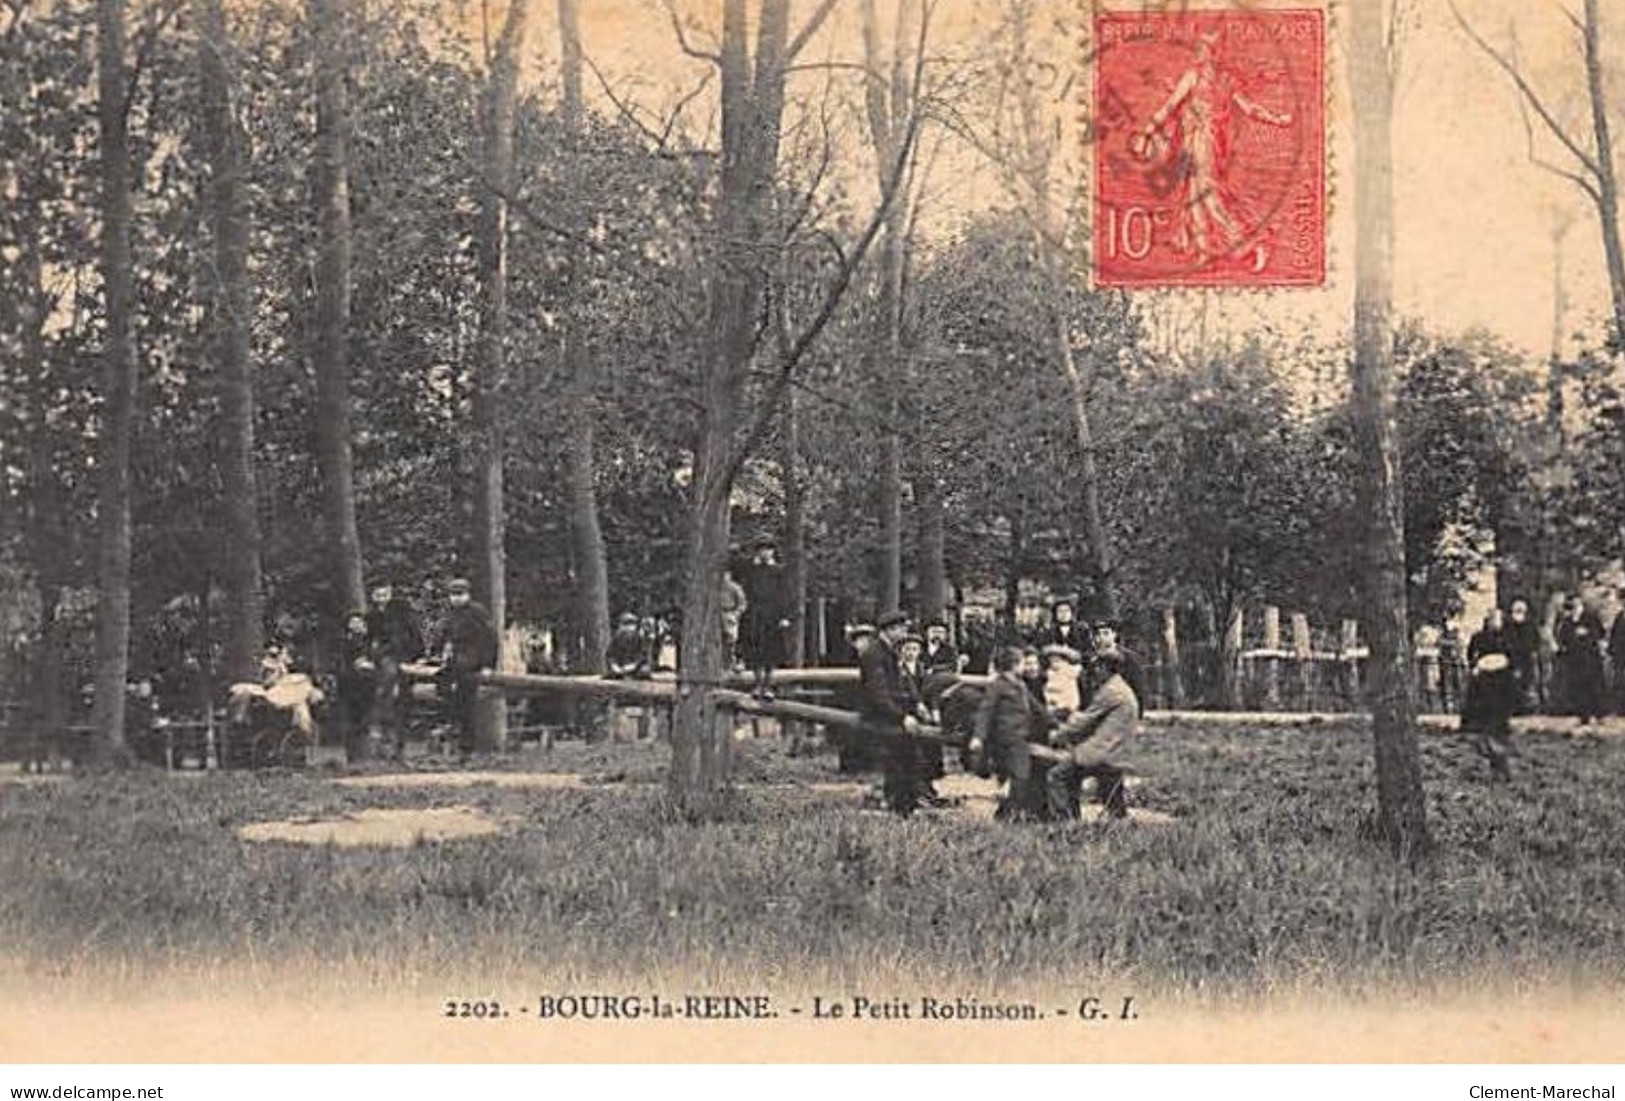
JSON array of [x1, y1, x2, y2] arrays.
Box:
[[1459, 593, 1625, 781]]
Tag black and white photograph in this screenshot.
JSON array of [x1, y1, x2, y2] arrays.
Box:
[[2, 0, 1625, 1078]]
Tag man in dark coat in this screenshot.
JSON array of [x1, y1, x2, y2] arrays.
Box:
[[739, 541, 789, 698], [436, 577, 498, 759], [1556, 595, 1607, 724], [860, 611, 926, 815], [971, 645, 1048, 820], [367, 581, 422, 760]]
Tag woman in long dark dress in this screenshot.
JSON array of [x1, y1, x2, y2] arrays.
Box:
[[1461, 610, 1517, 781]]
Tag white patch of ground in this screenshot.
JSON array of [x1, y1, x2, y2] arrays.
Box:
[[334, 770, 585, 791], [0, 763, 68, 785], [237, 806, 508, 847]]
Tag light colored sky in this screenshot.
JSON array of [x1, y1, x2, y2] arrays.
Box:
[[530, 0, 1618, 359]]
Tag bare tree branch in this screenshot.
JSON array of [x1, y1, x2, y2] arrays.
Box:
[[664, 0, 722, 64], [1510, 37, 1602, 201], [726, 101, 925, 481], [785, 0, 842, 62], [582, 51, 669, 148], [124, 0, 186, 123], [582, 51, 717, 160], [1449, 0, 1601, 180], [1551, 0, 1585, 37], [660, 68, 715, 148]]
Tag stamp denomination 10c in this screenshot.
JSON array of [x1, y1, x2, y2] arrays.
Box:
[[1090, 3, 1326, 289]]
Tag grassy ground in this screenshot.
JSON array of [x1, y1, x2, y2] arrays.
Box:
[[1, 720, 1622, 1007]]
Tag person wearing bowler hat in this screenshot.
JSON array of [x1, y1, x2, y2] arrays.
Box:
[[859, 610, 929, 815], [435, 577, 498, 761]]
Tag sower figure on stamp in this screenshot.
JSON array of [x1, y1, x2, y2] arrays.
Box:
[[971, 645, 1049, 822], [367, 581, 422, 760], [1047, 651, 1141, 822], [1131, 30, 1293, 265], [859, 610, 928, 816], [435, 577, 498, 761]]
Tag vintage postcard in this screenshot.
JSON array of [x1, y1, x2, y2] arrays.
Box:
[[2, 0, 1624, 1076]]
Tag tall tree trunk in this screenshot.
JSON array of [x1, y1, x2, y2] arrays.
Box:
[[1350, 0, 1429, 857], [669, 0, 790, 816], [870, 227, 906, 614], [472, 0, 533, 750], [1003, 514, 1023, 639], [996, 0, 1117, 621], [1580, 0, 1625, 346], [22, 244, 68, 748], [309, 0, 365, 616], [917, 475, 945, 622], [557, 0, 610, 674], [783, 367, 808, 667], [1057, 314, 1115, 619], [878, 402, 903, 611], [91, 0, 135, 765], [198, 0, 264, 683], [861, 0, 919, 615]]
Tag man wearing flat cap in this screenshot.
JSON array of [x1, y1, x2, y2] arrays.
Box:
[[859, 610, 928, 815], [436, 577, 498, 760]]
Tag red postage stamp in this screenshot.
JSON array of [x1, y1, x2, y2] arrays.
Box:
[[1091, 6, 1326, 289]]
